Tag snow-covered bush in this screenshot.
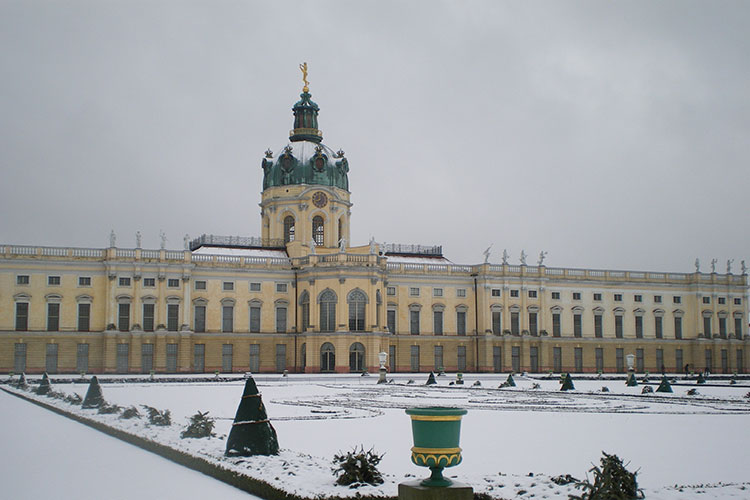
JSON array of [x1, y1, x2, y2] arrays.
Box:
[[143, 405, 172, 426], [601, 386, 610, 392], [181, 411, 216, 439], [571, 452, 643, 500], [641, 386, 653, 394], [64, 393, 83, 405], [98, 402, 122, 415], [686, 388, 698, 396], [332, 446, 384, 487], [120, 406, 141, 419]]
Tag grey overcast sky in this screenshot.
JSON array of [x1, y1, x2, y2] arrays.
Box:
[[1, 1, 748, 273]]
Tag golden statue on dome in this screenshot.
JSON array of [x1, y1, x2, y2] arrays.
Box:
[[299, 62, 309, 93]]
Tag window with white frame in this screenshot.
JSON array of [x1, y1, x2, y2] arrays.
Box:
[[48, 275, 61, 286], [16, 275, 30, 285], [167, 278, 180, 288], [250, 282, 261, 292], [276, 283, 288, 293], [491, 288, 501, 297], [143, 278, 155, 287], [118, 277, 131, 287], [433, 288, 443, 297], [386, 286, 396, 296], [409, 287, 420, 297], [456, 288, 467, 298], [195, 280, 206, 290], [78, 276, 91, 287], [223, 281, 234, 292]]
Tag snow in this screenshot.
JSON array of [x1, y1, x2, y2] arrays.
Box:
[[3, 373, 750, 499], [192, 246, 288, 258], [385, 255, 453, 264]]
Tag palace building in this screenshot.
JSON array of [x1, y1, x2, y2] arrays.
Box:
[[1, 77, 748, 376]]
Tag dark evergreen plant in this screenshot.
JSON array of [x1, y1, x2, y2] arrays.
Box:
[[120, 406, 141, 419], [625, 373, 638, 387], [143, 405, 172, 426], [641, 385, 653, 394], [425, 372, 437, 385], [560, 373, 575, 391], [225, 377, 279, 456], [36, 373, 51, 395], [656, 376, 673, 393], [181, 411, 216, 439], [505, 373, 516, 387], [571, 452, 644, 500], [16, 373, 27, 390], [332, 446, 384, 487], [696, 373, 706, 384], [98, 402, 122, 414], [82, 376, 105, 409]]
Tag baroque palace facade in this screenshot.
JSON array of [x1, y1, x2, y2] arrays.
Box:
[[1, 79, 748, 376]]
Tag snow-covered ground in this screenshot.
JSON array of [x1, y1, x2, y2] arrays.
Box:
[[3, 373, 750, 499]]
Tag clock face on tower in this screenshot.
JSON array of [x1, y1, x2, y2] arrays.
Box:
[[312, 191, 328, 208]]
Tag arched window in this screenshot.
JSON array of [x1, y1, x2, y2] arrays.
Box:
[[299, 291, 310, 332], [321, 342, 335, 373], [319, 289, 337, 332], [313, 216, 324, 246], [347, 289, 368, 332], [283, 216, 295, 243], [349, 342, 365, 372]]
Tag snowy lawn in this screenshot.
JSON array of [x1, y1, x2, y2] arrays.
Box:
[[4, 372, 750, 500]]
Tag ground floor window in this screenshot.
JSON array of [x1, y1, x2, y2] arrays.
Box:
[[705, 349, 712, 373], [166, 343, 178, 373], [222, 344, 233, 372], [553, 347, 562, 373], [676, 349, 683, 375], [350, 342, 365, 372], [321, 343, 335, 372], [529, 346, 539, 372], [636, 348, 644, 373], [433, 345, 443, 371], [511, 346, 520, 373], [595, 348, 603, 373], [194, 344, 205, 372], [77, 343, 89, 373], [410, 345, 420, 372], [656, 349, 664, 373], [141, 344, 154, 373], [457, 346, 467, 372], [493, 346, 502, 372], [389, 345, 396, 372], [14, 343, 27, 373], [574, 347, 583, 373], [116, 344, 129, 373], [45, 343, 58, 374], [616, 348, 624, 373], [276, 344, 287, 373], [249, 344, 260, 372], [721, 349, 728, 374], [737, 350, 744, 374]]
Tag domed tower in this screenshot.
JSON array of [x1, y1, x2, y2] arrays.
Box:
[[260, 65, 351, 256]]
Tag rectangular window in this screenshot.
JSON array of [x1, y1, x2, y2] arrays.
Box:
[[410, 310, 420, 335], [167, 304, 179, 332], [530, 346, 539, 372], [595, 348, 604, 373], [386, 286, 396, 296], [553, 347, 562, 373], [433, 310, 443, 335], [593, 293, 602, 301], [14, 343, 27, 373], [512, 346, 520, 373], [249, 344, 260, 372], [276, 283, 288, 293], [410, 345, 420, 372], [511, 312, 520, 335], [493, 346, 502, 372], [574, 347, 583, 373], [118, 277, 130, 287], [573, 314, 582, 338], [614, 294, 622, 302], [552, 313, 561, 337], [434, 345, 443, 371], [510, 289, 519, 298], [16, 302, 29, 331], [143, 278, 156, 287], [703, 316, 711, 337], [249, 306, 261, 333], [634, 295, 642, 303], [551, 292, 560, 300], [223, 281, 234, 291], [676, 349, 684, 375], [673, 296, 681, 304], [194, 305, 206, 333], [719, 317, 727, 339], [193, 344, 205, 372], [222, 344, 233, 372], [655, 316, 663, 339], [528, 290, 537, 298], [718, 297, 726, 305], [594, 315, 603, 338], [143, 303, 155, 332], [433, 288, 443, 297], [736, 317, 744, 340], [705, 349, 712, 372], [492, 311, 501, 335], [702, 296, 711, 304], [276, 344, 286, 373], [16, 275, 30, 285], [78, 276, 91, 287], [528, 312, 537, 335], [167, 278, 180, 288], [409, 287, 420, 297], [118, 303, 130, 331], [47, 303, 60, 331], [76, 343, 89, 373], [457, 311, 467, 336], [166, 343, 178, 373], [674, 316, 683, 339], [616, 348, 624, 373], [222, 306, 234, 333], [195, 280, 207, 290], [636, 348, 644, 372], [276, 307, 287, 333], [250, 282, 261, 292], [116, 344, 129, 374], [456, 288, 466, 298], [141, 344, 154, 374], [387, 309, 396, 334], [573, 292, 581, 300], [734, 298, 742, 305], [491, 289, 501, 297], [656, 348, 664, 373], [654, 295, 662, 303], [389, 345, 396, 373], [457, 346, 467, 372], [615, 315, 623, 338], [635, 316, 643, 338], [46, 343, 58, 373], [48, 275, 61, 286]]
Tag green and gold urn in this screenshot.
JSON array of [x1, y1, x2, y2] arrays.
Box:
[[406, 407, 467, 487]]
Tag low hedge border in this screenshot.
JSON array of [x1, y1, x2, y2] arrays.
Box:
[[1, 387, 397, 500]]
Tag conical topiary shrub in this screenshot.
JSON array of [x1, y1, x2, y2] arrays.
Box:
[[656, 376, 673, 393], [625, 372, 638, 387], [36, 373, 51, 395], [425, 372, 437, 385], [505, 373, 516, 387], [560, 373, 575, 391], [82, 376, 105, 409], [696, 373, 706, 384], [16, 373, 28, 390], [225, 377, 279, 456]]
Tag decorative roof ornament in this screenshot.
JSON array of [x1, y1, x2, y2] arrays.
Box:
[[299, 62, 310, 93], [265, 149, 273, 158], [283, 145, 293, 154], [335, 149, 345, 158]]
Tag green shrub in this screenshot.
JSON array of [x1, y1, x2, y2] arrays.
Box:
[[120, 406, 141, 419], [64, 393, 83, 405], [98, 402, 122, 415], [571, 452, 643, 500], [181, 411, 216, 439], [142, 405, 172, 426], [332, 446, 384, 487]]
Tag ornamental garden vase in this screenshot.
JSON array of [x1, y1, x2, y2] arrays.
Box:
[[405, 407, 467, 487]]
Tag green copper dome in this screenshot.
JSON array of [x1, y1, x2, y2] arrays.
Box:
[[261, 91, 349, 191]]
